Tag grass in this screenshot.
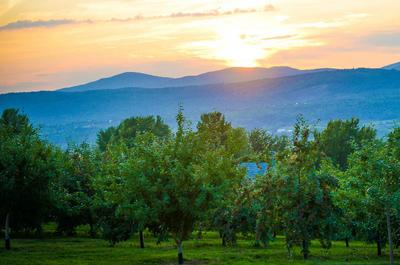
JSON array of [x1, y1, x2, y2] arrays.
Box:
[[0, 227, 397, 265]]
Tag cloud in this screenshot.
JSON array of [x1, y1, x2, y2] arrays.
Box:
[[0, 19, 77, 31], [167, 8, 260, 18], [111, 5, 276, 21], [262, 34, 296, 41], [0, 4, 277, 31]]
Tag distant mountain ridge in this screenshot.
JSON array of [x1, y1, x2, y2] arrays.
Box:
[[59, 72, 175, 92], [2, 67, 399, 146], [383, 61, 400, 70], [59, 66, 335, 92]]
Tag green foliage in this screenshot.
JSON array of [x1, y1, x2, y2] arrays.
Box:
[[213, 178, 262, 247], [343, 135, 400, 248], [249, 128, 290, 161], [119, 132, 165, 240], [96, 116, 170, 151], [388, 127, 400, 159], [197, 111, 250, 161], [316, 119, 376, 248], [316, 118, 376, 170], [269, 117, 340, 258], [96, 127, 117, 152], [197, 111, 232, 149], [92, 143, 134, 246], [52, 143, 98, 236], [2, 108, 400, 264], [123, 108, 245, 261], [192, 112, 253, 247], [0, 109, 58, 232], [253, 172, 280, 247]]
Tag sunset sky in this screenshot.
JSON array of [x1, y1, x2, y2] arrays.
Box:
[[1, 0, 399, 93]]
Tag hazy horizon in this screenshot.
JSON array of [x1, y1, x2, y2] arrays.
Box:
[[2, 63, 397, 94]]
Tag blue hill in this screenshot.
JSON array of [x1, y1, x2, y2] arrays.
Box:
[[1, 68, 399, 146]]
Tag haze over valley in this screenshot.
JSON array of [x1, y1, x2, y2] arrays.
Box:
[[1, 64, 399, 146]]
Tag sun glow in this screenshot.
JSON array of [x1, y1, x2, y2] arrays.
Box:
[[182, 27, 268, 67], [1, 0, 400, 92], [212, 32, 265, 67]]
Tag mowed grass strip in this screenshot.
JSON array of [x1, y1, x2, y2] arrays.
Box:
[[0, 231, 396, 265]]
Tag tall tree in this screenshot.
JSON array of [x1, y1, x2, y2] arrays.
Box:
[[197, 111, 250, 160], [213, 178, 257, 247], [53, 143, 98, 236], [197, 111, 232, 149], [316, 118, 376, 248], [249, 128, 289, 161], [125, 109, 244, 264], [97, 127, 117, 152], [97, 116, 170, 151], [253, 171, 281, 248], [344, 136, 400, 264], [316, 118, 376, 170], [92, 143, 134, 246], [273, 117, 339, 258], [121, 133, 165, 248], [0, 109, 57, 249]]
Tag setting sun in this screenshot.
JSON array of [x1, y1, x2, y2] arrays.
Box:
[[182, 28, 267, 67], [208, 28, 268, 67]]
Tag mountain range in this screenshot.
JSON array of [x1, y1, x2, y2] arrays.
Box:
[[59, 66, 334, 92], [1, 63, 399, 146]]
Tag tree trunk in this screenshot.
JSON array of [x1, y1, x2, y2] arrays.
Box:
[[222, 234, 226, 246], [345, 238, 349, 248], [177, 242, 184, 264], [196, 223, 203, 240], [36, 225, 43, 239], [4, 213, 10, 250], [222, 223, 228, 246], [254, 228, 261, 247], [89, 223, 95, 238], [139, 230, 145, 249], [89, 215, 96, 238], [386, 211, 394, 265], [302, 239, 309, 259], [377, 232, 382, 256]]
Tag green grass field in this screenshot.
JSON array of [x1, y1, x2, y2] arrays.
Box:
[[0, 227, 397, 265]]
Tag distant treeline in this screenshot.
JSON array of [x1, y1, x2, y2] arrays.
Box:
[[0, 108, 399, 265]]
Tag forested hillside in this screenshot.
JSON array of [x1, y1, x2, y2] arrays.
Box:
[[1, 68, 399, 146]]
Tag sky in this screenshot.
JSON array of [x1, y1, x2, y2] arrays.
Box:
[[0, 0, 400, 93]]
